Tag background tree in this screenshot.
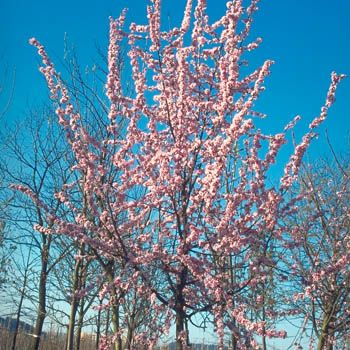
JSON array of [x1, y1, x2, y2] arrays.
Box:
[[285, 151, 350, 350], [0, 58, 15, 291], [0, 112, 74, 350], [9, 239, 35, 350], [0, 197, 12, 291]]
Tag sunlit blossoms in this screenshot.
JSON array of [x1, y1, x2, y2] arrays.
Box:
[[23, 0, 345, 349]]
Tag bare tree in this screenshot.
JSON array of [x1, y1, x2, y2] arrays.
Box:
[[0, 112, 74, 350], [286, 151, 350, 349], [9, 240, 35, 350]]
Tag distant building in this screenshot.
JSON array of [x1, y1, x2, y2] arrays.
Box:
[[0, 316, 34, 334]]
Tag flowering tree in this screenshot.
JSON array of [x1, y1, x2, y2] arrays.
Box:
[[23, 0, 345, 349]]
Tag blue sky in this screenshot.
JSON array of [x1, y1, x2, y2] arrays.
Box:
[[0, 0, 349, 347], [1, 0, 349, 162]]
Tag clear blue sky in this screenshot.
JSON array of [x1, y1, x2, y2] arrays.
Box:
[[0, 0, 349, 346], [1, 0, 349, 159]]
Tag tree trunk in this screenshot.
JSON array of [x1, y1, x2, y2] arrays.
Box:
[[66, 289, 79, 350], [31, 292, 47, 350], [317, 314, 333, 350], [31, 242, 49, 350], [106, 268, 122, 350], [230, 334, 237, 350], [125, 318, 134, 350], [95, 300, 102, 350], [261, 331, 267, 350], [11, 280, 26, 350], [261, 302, 267, 350], [229, 254, 237, 350], [105, 307, 110, 336], [11, 246, 32, 350], [175, 268, 188, 350], [317, 333, 327, 350], [75, 296, 85, 350], [110, 298, 122, 350], [67, 245, 85, 350], [175, 309, 185, 350]]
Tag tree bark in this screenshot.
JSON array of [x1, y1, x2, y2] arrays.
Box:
[[10, 244, 32, 350], [105, 268, 122, 350], [95, 299, 102, 350], [67, 245, 85, 350], [31, 240, 49, 350], [175, 309, 185, 350], [229, 254, 237, 350], [75, 296, 85, 350], [105, 307, 110, 336], [230, 335, 237, 350], [66, 280, 79, 350], [261, 301, 267, 350], [125, 318, 134, 350], [175, 268, 188, 350], [317, 314, 333, 350], [11, 278, 26, 350], [110, 297, 122, 350]]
